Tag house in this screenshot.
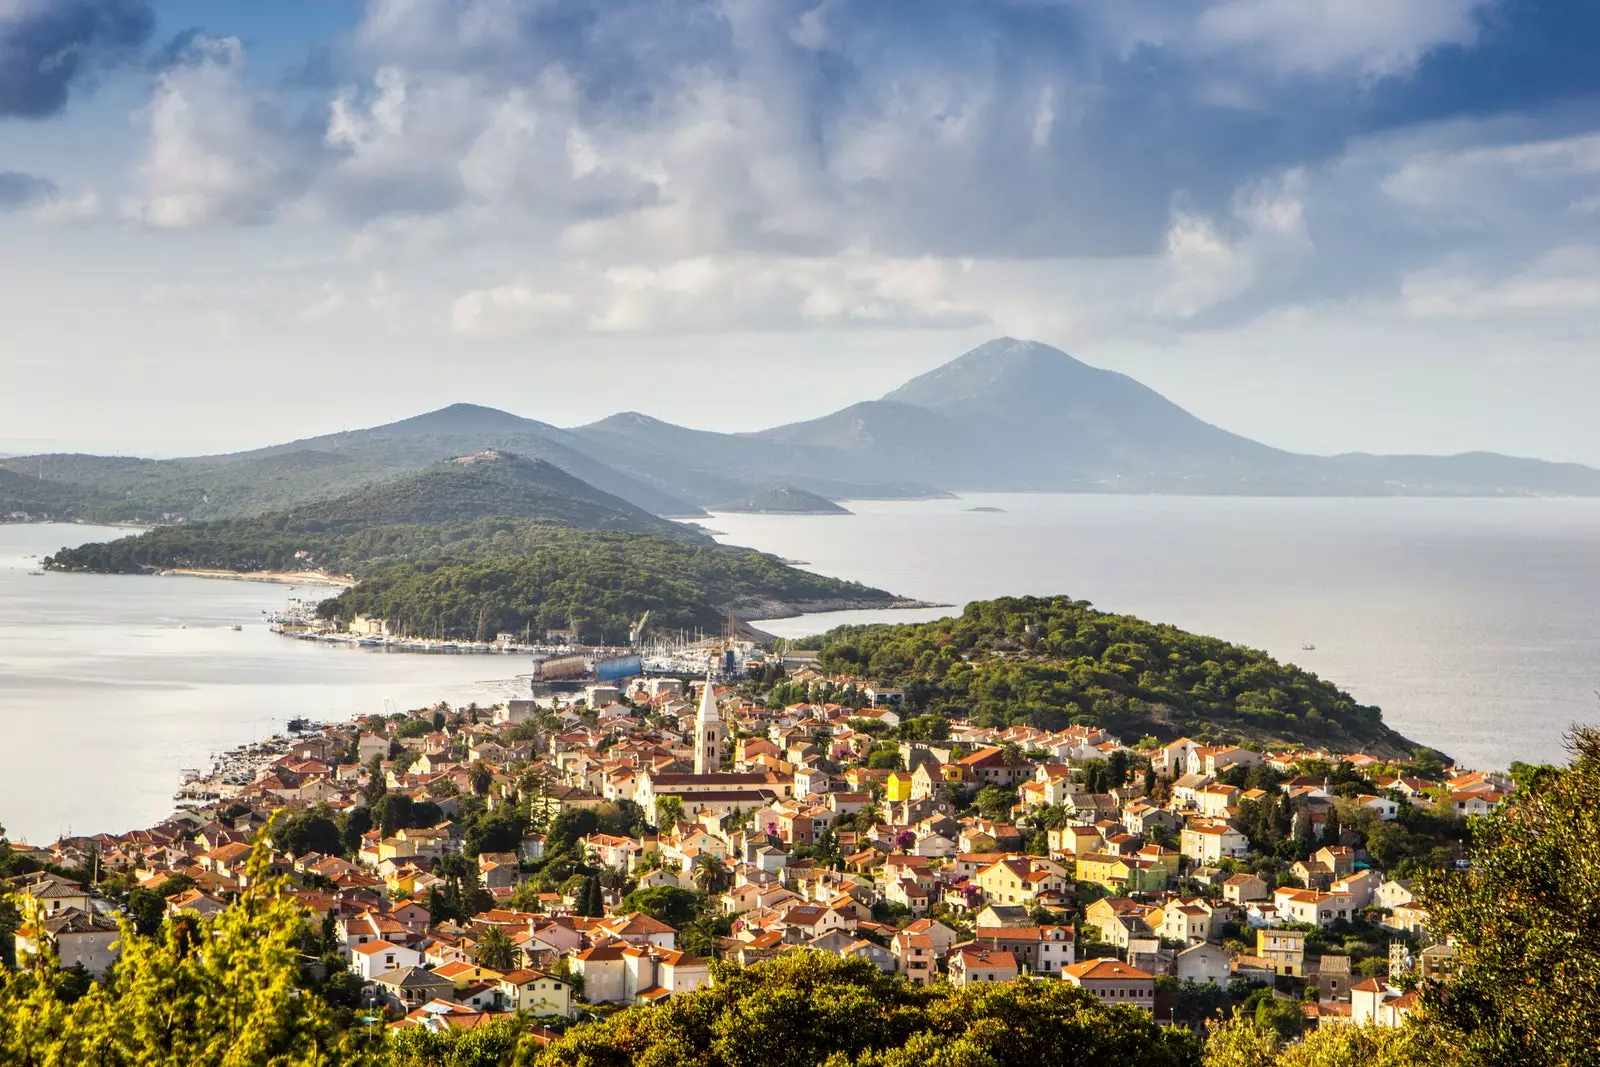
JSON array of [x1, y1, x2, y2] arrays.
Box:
[[16, 908, 121, 977], [1351, 978, 1418, 1027], [974, 857, 1067, 906], [1175, 942, 1232, 986], [1375, 880, 1416, 910], [1257, 928, 1306, 977], [1314, 954, 1353, 1003], [1062, 959, 1156, 1010], [968, 925, 1074, 975], [1075, 853, 1168, 893], [495, 968, 572, 1017], [891, 930, 938, 986], [15, 875, 92, 918], [1084, 897, 1157, 949], [369, 967, 458, 1011], [1180, 822, 1249, 863], [1223, 873, 1269, 904], [949, 948, 1019, 987], [351, 939, 422, 981]]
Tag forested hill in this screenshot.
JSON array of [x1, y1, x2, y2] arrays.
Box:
[[316, 527, 901, 643], [282, 451, 689, 533], [801, 595, 1426, 756], [46, 452, 908, 643], [46, 451, 701, 576]]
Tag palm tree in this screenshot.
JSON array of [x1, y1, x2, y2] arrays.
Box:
[[476, 926, 517, 971], [691, 854, 731, 896]]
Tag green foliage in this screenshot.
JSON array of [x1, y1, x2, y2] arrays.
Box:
[[0, 828, 380, 1067], [534, 952, 1200, 1067], [809, 596, 1413, 750], [1415, 727, 1600, 1067], [616, 886, 701, 928], [270, 807, 343, 858]]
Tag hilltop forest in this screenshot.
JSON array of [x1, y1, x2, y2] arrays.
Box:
[[800, 596, 1423, 756], [44, 453, 900, 643]]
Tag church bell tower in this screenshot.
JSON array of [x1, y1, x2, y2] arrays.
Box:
[[695, 673, 726, 775]]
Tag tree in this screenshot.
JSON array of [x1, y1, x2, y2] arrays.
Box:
[[373, 793, 414, 837], [271, 808, 342, 858], [653, 795, 684, 830], [469, 762, 494, 797], [975, 786, 1016, 822], [361, 753, 386, 805], [617, 886, 700, 927], [537, 952, 1200, 1067], [475, 926, 517, 971], [1415, 726, 1600, 1067], [340, 806, 373, 856], [0, 821, 380, 1067], [125, 887, 166, 937], [578, 876, 606, 918], [691, 854, 732, 897]]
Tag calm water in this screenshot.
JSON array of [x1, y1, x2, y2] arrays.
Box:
[[0, 524, 530, 843], [712, 495, 1600, 770]]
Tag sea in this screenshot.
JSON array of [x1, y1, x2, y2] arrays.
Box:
[[714, 494, 1600, 774], [0, 524, 529, 844], [3, 497, 1598, 842]]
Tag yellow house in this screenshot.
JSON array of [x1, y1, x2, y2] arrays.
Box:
[[974, 858, 1067, 905], [377, 838, 419, 864], [1074, 853, 1169, 893], [384, 865, 421, 898], [497, 967, 572, 1017], [885, 771, 914, 804]]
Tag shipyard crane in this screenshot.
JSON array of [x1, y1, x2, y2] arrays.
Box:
[[628, 611, 652, 647]]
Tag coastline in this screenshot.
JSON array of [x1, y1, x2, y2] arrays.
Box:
[[160, 567, 356, 588]]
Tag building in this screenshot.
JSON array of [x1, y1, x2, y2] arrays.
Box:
[[694, 677, 728, 776], [16, 908, 121, 977], [1062, 958, 1156, 1010], [1257, 928, 1307, 977], [495, 968, 572, 1017], [949, 948, 1019, 987], [969, 925, 1075, 975]]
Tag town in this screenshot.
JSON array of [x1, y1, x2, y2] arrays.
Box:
[[4, 649, 1505, 1041]]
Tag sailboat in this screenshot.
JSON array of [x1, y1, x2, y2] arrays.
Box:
[[1301, 641, 1316, 651]]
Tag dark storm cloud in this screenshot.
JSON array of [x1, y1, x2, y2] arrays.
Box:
[[0, 0, 154, 118]]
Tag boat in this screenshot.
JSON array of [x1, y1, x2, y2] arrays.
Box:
[[28, 569, 45, 576], [230, 624, 243, 632], [1301, 642, 1316, 651]]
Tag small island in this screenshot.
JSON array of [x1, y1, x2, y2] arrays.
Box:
[[965, 505, 1007, 513], [713, 485, 851, 515]]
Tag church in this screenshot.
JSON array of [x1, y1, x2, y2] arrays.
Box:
[[633, 676, 790, 825]]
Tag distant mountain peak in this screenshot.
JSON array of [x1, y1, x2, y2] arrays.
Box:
[[383, 402, 540, 435]]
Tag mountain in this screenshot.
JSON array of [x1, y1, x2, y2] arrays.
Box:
[[47, 449, 704, 577], [713, 485, 852, 515], [10, 339, 1600, 519], [281, 450, 691, 536], [570, 411, 948, 504], [0, 467, 115, 521], [762, 338, 1600, 495], [1, 404, 701, 523]]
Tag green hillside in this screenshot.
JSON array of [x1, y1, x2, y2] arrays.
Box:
[[46, 452, 901, 643], [317, 526, 896, 642], [45, 451, 698, 576], [800, 594, 1427, 756], [0, 467, 115, 521]]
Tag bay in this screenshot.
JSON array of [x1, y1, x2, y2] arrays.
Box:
[[709, 494, 1600, 770], [0, 524, 530, 844]]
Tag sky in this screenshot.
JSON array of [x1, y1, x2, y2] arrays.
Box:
[[2, 0, 1599, 461]]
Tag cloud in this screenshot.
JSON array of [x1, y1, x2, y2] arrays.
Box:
[[0, 0, 153, 118], [0, 170, 56, 208], [129, 36, 316, 228]]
